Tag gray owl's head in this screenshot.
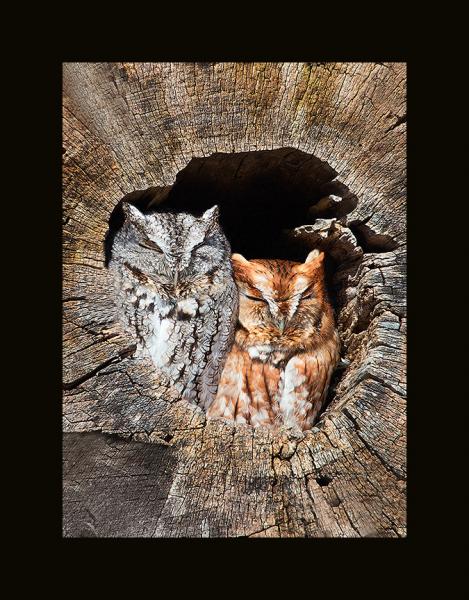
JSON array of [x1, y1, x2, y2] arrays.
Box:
[[111, 203, 231, 291]]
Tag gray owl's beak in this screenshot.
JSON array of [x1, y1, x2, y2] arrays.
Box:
[[173, 269, 179, 288]]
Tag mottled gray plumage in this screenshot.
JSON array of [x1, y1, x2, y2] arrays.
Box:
[[109, 203, 238, 410]]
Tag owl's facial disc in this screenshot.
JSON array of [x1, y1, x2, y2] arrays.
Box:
[[233, 252, 326, 336], [125, 208, 226, 291]]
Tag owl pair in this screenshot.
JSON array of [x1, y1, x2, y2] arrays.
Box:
[[110, 203, 339, 432]]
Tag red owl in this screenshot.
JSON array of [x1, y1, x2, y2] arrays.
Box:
[[207, 250, 340, 432]]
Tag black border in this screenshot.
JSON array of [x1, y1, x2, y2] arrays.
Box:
[[26, 56, 448, 557]]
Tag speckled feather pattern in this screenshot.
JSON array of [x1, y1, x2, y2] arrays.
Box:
[[109, 204, 238, 409], [208, 251, 340, 432]]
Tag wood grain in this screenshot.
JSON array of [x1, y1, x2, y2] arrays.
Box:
[[63, 62, 406, 537]]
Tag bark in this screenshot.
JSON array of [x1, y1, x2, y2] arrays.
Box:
[[63, 62, 406, 538]]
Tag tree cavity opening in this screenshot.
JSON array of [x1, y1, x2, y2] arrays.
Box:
[[105, 147, 398, 431], [106, 148, 360, 265]]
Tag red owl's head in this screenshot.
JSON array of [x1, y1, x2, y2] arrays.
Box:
[[231, 250, 328, 337]]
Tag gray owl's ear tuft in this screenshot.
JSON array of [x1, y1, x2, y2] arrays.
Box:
[[122, 202, 146, 225], [201, 205, 220, 231]]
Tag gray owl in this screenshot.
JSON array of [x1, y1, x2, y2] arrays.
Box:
[[109, 203, 238, 410]]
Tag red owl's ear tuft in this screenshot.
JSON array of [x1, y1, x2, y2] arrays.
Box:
[[305, 249, 324, 265], [231, 253, 249, 265], [231, 253, 254, 282], [294, 249, 325, 276]]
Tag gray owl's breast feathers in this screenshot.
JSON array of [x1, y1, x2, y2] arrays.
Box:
[[109, 204, 238, 409]]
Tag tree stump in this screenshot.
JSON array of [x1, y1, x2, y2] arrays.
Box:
[[63, 62, 406, 538]]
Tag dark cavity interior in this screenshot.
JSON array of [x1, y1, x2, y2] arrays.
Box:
[[105, 148, 361, 265], [105, 147, 398, 315]]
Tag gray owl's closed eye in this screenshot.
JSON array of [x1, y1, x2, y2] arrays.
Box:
[[109, 203, 238, 409]]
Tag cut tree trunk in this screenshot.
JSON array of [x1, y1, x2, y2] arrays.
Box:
[[63, 62, 406, 538]]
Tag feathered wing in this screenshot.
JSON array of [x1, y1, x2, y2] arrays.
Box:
[[208, 342, 282, 426], [191, 279, 239, 410], [279, 344, 339, 431], [206, 345, 248, 422]]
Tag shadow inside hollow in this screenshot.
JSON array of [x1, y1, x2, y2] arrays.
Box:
[[104, 148, 358, 266]]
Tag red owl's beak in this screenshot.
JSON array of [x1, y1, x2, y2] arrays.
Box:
[[278, 318, 286, 333]]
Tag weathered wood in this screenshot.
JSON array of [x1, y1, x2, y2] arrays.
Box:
[[63, 62, 406, 537]]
